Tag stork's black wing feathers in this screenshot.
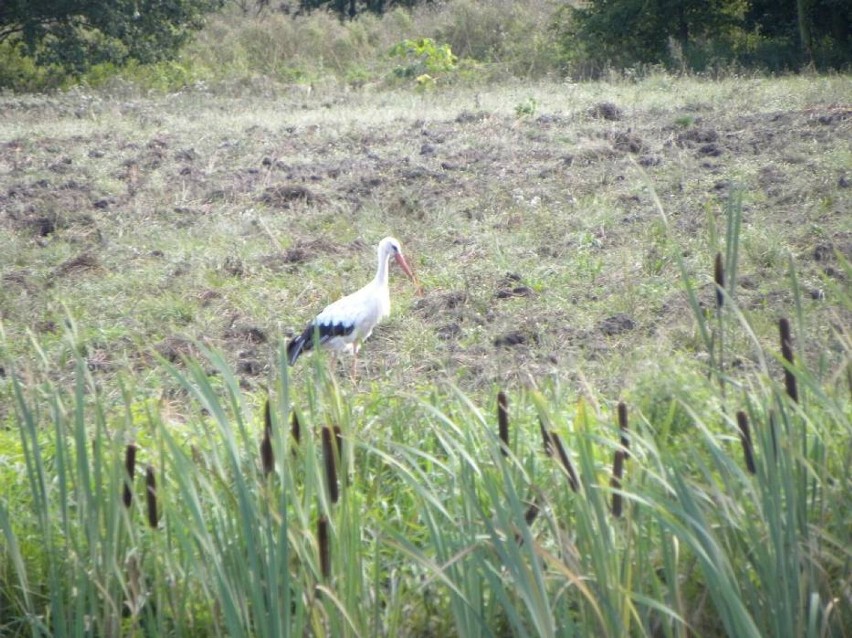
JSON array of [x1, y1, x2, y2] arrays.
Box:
[[287, 320, 356, 366]]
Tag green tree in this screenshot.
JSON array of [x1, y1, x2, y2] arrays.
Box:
[[561, 0, 747, 70], [0, 0, 225, 73]]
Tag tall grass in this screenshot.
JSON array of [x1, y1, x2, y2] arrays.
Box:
[[1, 196, 850, 635]]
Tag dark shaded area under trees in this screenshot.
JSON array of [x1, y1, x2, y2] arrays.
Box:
[[560, 0, 850, 74]]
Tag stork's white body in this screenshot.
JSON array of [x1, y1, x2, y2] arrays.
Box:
[[287, 237, 416, 366], [312, 272, 391, 355]]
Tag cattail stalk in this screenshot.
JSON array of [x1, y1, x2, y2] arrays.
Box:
[[497, 391, 509, 456], [779, 318, 798, 403], [123, 444, 137, 508], [321, 427, 339, 504], [333, 425, 343, 462], [736, 411, 756, 474], [768, 409, 779, 460], [617, 401, 630, 460], [714, 252, 725, 310], [550, 432, 579, 492], [264, 397, 272, 432], [318, 515, 330, 580], [333, 425, 348, 487], [611, 450, 624, 518], [145, 465, 158, 529]]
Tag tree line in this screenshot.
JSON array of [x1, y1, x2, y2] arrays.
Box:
[[0, 0, 848, 80]]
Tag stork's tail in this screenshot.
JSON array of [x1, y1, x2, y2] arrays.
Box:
[[286, 334, 306, 366], [287, 324, 316, 366]]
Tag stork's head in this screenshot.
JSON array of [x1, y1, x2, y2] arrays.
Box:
[[379, 236, 419, 289]]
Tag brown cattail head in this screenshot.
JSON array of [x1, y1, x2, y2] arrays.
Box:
[[714, 252, 725, 310], [617, 401, 629, 460], [317, 515, 330, 580], [145, 465, 159, 529], [612, 448, 624, 481], [550, 432, 579, 493], [290, 411, 301, 446], [779, 318, 798, 403], [611, 450, 625, 518], [539, 418, 554, 457], [514, 497, 541, 545], [262, 397, 274, 476], [736, 411, 756, 474], [497, 391, 509, 456], [123, 444, 137, 508], [524, 499, 540, 526], [321, 427, 339, 504], [515, 499, 540, 545], [260, 428, 274, 476]]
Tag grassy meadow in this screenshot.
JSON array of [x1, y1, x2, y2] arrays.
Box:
[[1, 29, 851, 637]]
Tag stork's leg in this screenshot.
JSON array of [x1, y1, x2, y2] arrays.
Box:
[[350, 342, 360, 384]]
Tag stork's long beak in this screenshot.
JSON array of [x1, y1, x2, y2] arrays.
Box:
[[394, 252, 423, 295]]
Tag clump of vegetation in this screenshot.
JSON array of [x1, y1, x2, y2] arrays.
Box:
[[389, 37, 458, 83]]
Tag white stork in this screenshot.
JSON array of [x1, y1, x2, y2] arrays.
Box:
[[287, 236, 418, 367]]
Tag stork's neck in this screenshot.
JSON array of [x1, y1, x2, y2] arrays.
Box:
[[373, 249, 390, 288]]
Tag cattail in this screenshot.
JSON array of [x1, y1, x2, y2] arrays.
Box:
[[736, 411, 756, 474], [290, 411, 301, 446], [611, 450, 624, 518], [779, 318, 798, 403], [317, 515, 330, 580], [145, 465, 158, 529], [260, 429, 274, 477], [550, 432, 579, 493], [321, 427, 339, 504], [524, 499, 540, 526], [260, 399, 274, 476], [539, 418, 554, 457], [515, 498, 540, 545], [123, 444, 137, 508], [617, 401, 629, 460], [714, 252, 725, 310], [497, 391, 509, 456]]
